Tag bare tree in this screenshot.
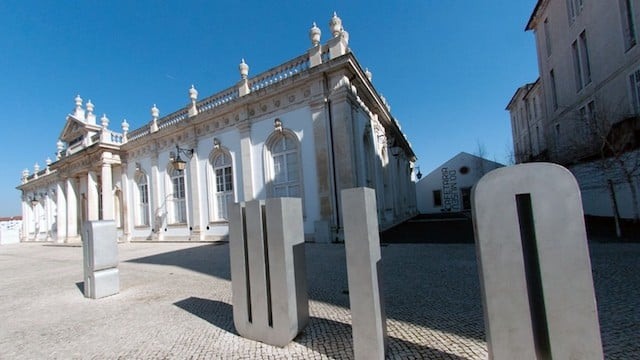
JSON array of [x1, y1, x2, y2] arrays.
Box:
[[564, 98, 640, 236]]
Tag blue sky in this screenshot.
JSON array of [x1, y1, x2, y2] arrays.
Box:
[[0, 0, 539, 217]]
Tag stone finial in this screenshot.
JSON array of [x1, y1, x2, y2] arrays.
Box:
[[329, 12, 343, 37], [151, 104, 159, 119], [74, 94, 85, 119], [46, 157, 52, 166], [189, 84, 198, 101], [309, 22, 321, 46], [239, 59, 249, 80], [101, 114, 109, 128], [188, 85, 199, 117], [86, 100, 94, 114], [34, 162, 40, 173], [150, 104, 159, 133], [86, 99, 96, 124], [56, 139, 64, 160], [22, 168, 29, 179], [365, 68, 372, 81], [121, 118, 129, 133]]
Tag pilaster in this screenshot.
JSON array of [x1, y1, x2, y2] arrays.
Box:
[[187, 140, 205, 241], [150, 151, 164, 241], [87, 171, 99, 221], [66, 177, 79, 242], [120, 161, 131, 242], [56, 181, 67, 243], [238, 121, 254, 202], [101, 152, 114, 220]]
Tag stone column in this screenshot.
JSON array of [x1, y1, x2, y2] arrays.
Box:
[[66, 177, 79, 241], [44, 192, 52, 241], [120, 161, 131, 242], [20, 195, 28, 242], [311, 99, 334, 243], [187, 142, 205, 241], [87, 171, 99, 221], [56, 181, 67, 243], [150, 153, 164, 241], [238, 122, 254, 202], [101, 153, 114, 220]]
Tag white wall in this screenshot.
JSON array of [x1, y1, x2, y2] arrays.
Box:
[[416, 153, 503, 214]]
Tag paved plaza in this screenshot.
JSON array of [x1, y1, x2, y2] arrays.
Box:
[[0, 241, 638, 359]]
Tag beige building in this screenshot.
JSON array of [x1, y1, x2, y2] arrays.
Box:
[[509, 0, 640, 219], [16, 14, 418, 243]]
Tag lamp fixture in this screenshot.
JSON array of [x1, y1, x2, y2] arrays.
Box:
[[415, 166, 422, 180], [29, 193, 39, 207], [171, 145, 194, 171]]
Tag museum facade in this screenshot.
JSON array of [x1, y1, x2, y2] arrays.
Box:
[[16, 14, 417, 243]]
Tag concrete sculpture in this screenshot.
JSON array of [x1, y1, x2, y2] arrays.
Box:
[[82, 220, 119, 299], [341, 187, 387, 360], [472, 163, 603, 359], [228, 198, 308, 347]]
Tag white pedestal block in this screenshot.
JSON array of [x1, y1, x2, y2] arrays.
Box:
[[228, 198, 308, 347], [82, 220, 119, 299], [341, 187, 387, 360], [472, 163, 603, 360]]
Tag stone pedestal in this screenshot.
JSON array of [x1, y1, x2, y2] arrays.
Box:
[[228, 198, 308, 347], [472, 163, 602, 359], [82, 220, 119, 299], [341, 187, 387, 360]]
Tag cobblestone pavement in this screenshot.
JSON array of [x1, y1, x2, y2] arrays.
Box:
[[0, 241, 638, 359]]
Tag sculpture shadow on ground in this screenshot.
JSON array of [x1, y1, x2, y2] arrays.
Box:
[[128, 241, 485, 343], [173, 296, 469, 360], [75, 281, 84, 294], [126, 242, 231, 281]]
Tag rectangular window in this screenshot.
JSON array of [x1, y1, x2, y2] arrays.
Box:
[[579, 31, 592, 84], [139, 183, 149, 226], [572, 40, 583, 91], [433, 190, 442, 207], [620, 0, 637, 50], [579, 106, 589, 140], [544, 18, 552, 57], [630, 68, 640, 113], [554, 123, 561, 149], [550, 70, 558, 110]]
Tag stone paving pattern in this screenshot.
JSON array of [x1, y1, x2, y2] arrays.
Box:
[[0, 241, 638, 359]]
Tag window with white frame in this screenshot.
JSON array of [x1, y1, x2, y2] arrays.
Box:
[[572, 40, 584, 91], [170, 168, 187, 224], [210, 152, 234, 221], [620, 0, 637, 51], [572, 31, 592, 92], [268, 133, 301, 198], [136, 171, 150, 226]]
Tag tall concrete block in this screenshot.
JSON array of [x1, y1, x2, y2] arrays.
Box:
[[472, 163, 602, 360], [82, 220, 119, 299], [228, 198, 308, 347], [341, 187, 387, 360]]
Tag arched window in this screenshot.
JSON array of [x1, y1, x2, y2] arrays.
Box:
[[210, 151, 234, 220], [170, 167, 187, 224], [135, 171, 150, 226], [266, 131, 301, 198]]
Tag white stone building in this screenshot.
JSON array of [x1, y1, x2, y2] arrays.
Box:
[[415, 152, 503, 214], [509, 0, 640, 219], [16, 14, 418, 243]]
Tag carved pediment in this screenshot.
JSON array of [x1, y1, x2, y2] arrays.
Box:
[[59, 114, 101, 144]]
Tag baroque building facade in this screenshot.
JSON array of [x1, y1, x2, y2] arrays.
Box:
[[508, 0, 640, 219], [16, 14, 418, 243]]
